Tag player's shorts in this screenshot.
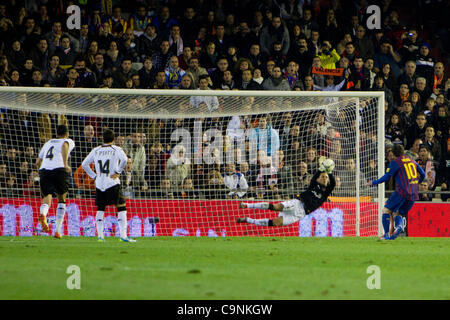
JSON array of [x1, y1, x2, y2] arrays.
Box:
[[96, 184, 126, 209], [278, 199, 306, 225], [39, 168, 70, 197], [385, 191, 415, 216]]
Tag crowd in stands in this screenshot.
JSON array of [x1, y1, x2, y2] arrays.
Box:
[[0, 0, 449, 201]]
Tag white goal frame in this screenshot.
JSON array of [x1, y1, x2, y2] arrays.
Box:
[[0, 87, 385, 237]]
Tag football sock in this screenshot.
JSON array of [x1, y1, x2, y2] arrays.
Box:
[[118, 211, 128, 239], [245, 203, 270, 210], [55, 203, 66, 234], [96, 211, 104, 238], [390, 215, 404, 239], [382, 213, 390, 236], [394, 215, 403, 231], [40, 203, 50, 217], [246, 218, 270, 226]]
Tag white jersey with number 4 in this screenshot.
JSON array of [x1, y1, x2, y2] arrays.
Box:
[[82, 144, 128, 191], [38, 138, 75, 170]]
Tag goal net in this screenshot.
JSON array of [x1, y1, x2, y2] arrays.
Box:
[[0, 87, 384, 238]]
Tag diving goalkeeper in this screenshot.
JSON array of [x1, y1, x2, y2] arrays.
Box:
[[237, 159, 336, 227]]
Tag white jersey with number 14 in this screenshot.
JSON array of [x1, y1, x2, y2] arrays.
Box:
[[82, 144, 128, 191]]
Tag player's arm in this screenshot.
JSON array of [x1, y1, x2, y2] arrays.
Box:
[[416, 161, 426, 183], [35, 157, 42, 169], [81, 151, 96, 180], [307, 170, 322, 189], [327, 172, 336, 192], [369, 161, 398, 186], [111, 150, 128, 179], [61, 141, 71, 173], [36, 146, 45, 169]]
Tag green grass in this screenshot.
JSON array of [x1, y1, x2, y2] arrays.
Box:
[[0, 236, 449, 300]]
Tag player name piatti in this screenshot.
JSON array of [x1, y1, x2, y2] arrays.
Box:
[[96, 149, 116, 157]]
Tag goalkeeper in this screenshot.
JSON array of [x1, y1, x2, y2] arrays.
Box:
[[237, 159, 336, 227]]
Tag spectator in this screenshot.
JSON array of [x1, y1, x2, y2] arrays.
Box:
[[400, 100, 416, 130], [299, 7, 319, 40], [168, 24, 183, 57], [137, 56, 156, 89], [113, 58, 137, 88], [152, 40, 174, 72], [54, 35, 78, 69], [422, 125, 442, 163], [373, 38, 402, 78], [164, 55, 186, 89], [178, 46, 193, 71], [386, 112, 405, 146], [406, 112, 428, 149], [223, 163, 248, 199], [30, 38, 49, 73], [414, 77, 432, 106], [190, 75, 219, 112], [247, 43, 267, 71], [415, 43, 435, 85], [253, 68, 264, 85], [179, 7, 198, 46], [200, 42, 219, 71], [152, 70, 169, 89], [166, 144, 191, 188], [260, 15, 290, 57], [123, 131, 148, 195], [185, 57, 209, 89], [354, 25, 375, 60], [262, 65, 290, 91], [176, 178, 200, 199], [137, 24, 160, 62], [76, 24, 92, 55], [152, 178, 175, 199], [233, 21, 258, 58], [416, 144, 439, 192], [128, 5, 152, 37], [91, 53, 111, 86], [179, 74, 195, 89], [397, 61, 418, 91], [406, 138, 423, 160], [317, 40, 340, 69], [220, 70, 236, 90], [73, 162, 96, 198], [236, 69, 262, 90], [104, 41, 123, 72], [108, 6, 128, 38], [22, 170, 40, 197], [248, 115, 280, 157], [152, 6, 178, 39], [431, 62, 447, 95], [44, 54, 65, 86]]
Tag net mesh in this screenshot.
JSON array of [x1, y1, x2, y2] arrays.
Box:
[[0, 88, 383, 237]]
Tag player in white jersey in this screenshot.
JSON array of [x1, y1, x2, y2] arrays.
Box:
[[36, 125, 75, 238], [82, 129, 135, 242]]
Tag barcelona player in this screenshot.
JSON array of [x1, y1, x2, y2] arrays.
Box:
[[368, 145, 425, 240]]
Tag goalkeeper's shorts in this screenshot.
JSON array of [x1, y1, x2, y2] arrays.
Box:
[[279, 199, 306, 225]]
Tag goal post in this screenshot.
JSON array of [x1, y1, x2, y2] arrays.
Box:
[[0, 87, 384, 238]]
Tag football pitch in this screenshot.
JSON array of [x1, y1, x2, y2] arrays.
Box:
[[0, 236, 448, 300]]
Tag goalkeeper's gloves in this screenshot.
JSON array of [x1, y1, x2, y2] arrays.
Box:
[[319, 164, 327, 172]]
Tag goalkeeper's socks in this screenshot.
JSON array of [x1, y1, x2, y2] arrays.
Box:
[[40, 203, 50, 217], [118, 211, 128, 239], [96, 211, 105, 239], [247, 218, 271, 226], [55, 203, 66, 234], [390, 215, 404, 239], [382, 213, 391, 237], [245, 203, 270, 210]]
